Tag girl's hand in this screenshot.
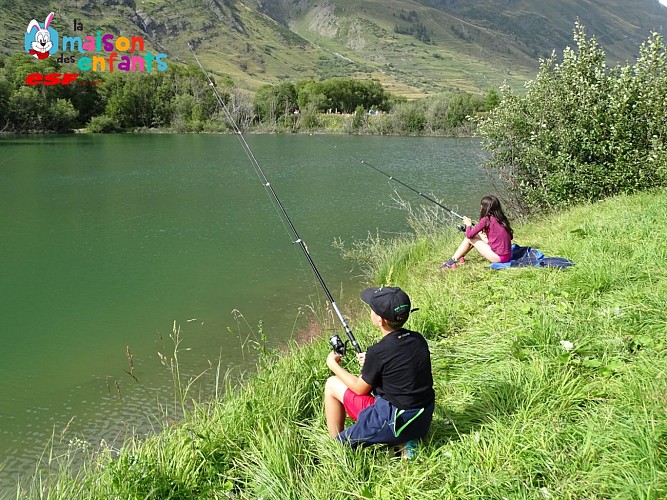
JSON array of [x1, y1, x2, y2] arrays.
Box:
[[463, 216, 472, 226], [327, 351, 342, 371]]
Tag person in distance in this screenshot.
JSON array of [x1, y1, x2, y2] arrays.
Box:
[[440, 194, 513, 269]]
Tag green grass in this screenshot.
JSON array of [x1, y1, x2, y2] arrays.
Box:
[[18, 189, 667, 498]]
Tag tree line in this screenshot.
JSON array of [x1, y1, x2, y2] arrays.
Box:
[[0, 53, 492, 135]]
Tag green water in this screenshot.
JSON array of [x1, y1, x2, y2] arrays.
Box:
[[0, 134, 488, 488]]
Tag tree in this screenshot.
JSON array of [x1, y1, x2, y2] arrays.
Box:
[[58, 71, 105, 125], [8, 86, 47, 131], [308, 78, 391, 114], [102, 72, 174, 129], [0, 79, 11, 130], [45, 98, 78, 132], [295, 80, 328, 112], [1, 54, 94, 131], [253, 82, 297, 123]]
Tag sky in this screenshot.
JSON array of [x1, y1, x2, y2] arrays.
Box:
[[661, 0, 667, 6]]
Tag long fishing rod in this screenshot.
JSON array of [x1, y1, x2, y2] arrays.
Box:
[[188, 45, 362, 355], [311, 135, 468, 226]]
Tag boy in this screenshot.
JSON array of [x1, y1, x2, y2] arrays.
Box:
[[324, 286, 435, 447]]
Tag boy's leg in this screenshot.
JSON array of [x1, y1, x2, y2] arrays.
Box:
[[324, 376, 348, 437]]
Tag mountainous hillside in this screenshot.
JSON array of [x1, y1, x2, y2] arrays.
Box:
[[4, 0, 667, 97]]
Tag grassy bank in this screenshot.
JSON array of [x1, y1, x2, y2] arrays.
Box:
[[21, 190, 667, 498]]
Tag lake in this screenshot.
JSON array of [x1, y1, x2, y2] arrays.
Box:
[[0, 134, 489, 490]]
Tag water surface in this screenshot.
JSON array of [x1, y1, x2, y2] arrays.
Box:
[[0, 134, 488, 489]]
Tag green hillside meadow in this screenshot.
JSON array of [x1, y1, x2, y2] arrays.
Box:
[[4, 0, 667, 95], [20, 189, 667, 498]]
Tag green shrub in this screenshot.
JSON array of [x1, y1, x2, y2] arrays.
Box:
[[478, 23, 667, 215], [87, 115, 120, 133], [297, 104, 322, 130], [46, 98, 79, 132], [352, 105, 366, 130], [365, 112, 394, 135], [392, 100, 426, 134]]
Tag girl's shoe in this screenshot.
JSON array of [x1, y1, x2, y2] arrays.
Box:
[[439, 258, 457, 270], [457, 257, 465, 265]]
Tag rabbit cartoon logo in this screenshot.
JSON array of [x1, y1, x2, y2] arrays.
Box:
[[25, 12, 59, 60]]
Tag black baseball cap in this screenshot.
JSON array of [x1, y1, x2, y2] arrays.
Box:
[[360, 286, 412, 322]]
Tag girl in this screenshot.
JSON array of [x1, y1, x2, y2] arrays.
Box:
[[440, 195, 513, 269]]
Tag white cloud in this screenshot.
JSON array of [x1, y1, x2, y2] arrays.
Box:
[[661, 0, 667, 6]]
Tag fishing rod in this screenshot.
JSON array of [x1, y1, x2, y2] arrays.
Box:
[[311, 135, 470, 230], [188, 44, 362, 356]]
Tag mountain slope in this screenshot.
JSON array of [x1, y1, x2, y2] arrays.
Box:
[[416, 0, 667, 61], [261, 0, 667, 93], [4, 0, 667, 96]]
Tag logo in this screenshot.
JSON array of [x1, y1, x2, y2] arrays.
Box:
[[23, 11, 168, 85], [25, 12, 57, 60]]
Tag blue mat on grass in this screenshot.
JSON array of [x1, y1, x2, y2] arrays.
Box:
[[490, 244, 574, 270]]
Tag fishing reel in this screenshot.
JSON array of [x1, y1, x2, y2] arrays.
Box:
[[457, 224, 466, 233], [329, 334, 348, 356]]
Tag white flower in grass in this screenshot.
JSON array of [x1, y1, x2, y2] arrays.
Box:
[[559, 340, 574, 351]]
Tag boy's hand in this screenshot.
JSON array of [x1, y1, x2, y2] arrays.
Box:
[[356, 351, 366, 368], [327, 351, 342, 371]]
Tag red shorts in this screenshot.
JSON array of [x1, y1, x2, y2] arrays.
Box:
[[343, 389, 375, 421]]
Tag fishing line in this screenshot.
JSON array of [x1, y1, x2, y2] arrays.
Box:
[[188, 45, 362, 354], [310, 134, 467, 223]]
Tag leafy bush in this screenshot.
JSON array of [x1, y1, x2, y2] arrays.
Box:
[[478, 23, 667, 214], [392, 100, 426, 134], [0, 56, 228, 133], [87, 115, 120, 133], [365, 112, 394, 135], [297, 103, 322, 130], [424, 92, 483, 134], [7, 86, 45, 131], [352, 105, 366, 130], [47, 98, 79, 132]]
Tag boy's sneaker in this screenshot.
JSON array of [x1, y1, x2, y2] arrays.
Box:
[[439, 258, 457, 270]]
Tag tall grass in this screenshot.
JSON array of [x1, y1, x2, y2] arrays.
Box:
[[18, 189, 667, 498]]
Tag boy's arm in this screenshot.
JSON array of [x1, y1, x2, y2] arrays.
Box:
[[327, 351, 372, 395]]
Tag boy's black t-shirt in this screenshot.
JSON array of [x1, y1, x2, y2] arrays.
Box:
[[360, 328, 435, 409]]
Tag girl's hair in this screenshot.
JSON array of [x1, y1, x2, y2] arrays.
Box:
[[480, 195, 513, 238]]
